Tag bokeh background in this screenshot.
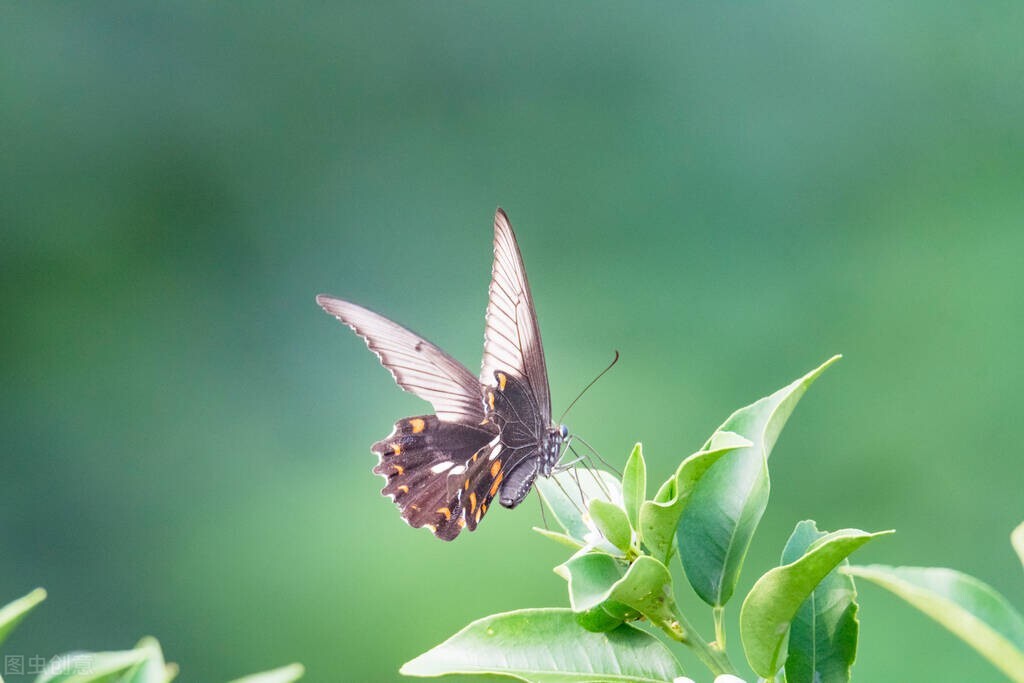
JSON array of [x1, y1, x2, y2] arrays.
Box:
[[3, 4, 1022, 681]]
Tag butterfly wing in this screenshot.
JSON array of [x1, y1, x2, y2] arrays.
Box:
[[480, 209, 552, 422], [317, 295, 485, 423], [318, 295, 507, 540], [373, 415, 498, 540]]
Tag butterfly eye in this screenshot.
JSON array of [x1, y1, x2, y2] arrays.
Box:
[[559, 424, 569, 439]]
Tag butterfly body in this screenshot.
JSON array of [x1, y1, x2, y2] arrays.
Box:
[[318, 209, 565, 540], [483, 371, 567, 507]]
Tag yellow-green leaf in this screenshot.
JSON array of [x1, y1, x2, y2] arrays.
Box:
[[401, 608, 685, 682], [846, 564, 1024, 683], [0, 588, 46, 648]]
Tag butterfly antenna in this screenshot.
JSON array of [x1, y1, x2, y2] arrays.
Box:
[[558, 350, 620, 423]]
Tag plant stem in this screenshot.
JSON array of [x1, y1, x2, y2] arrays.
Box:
[[660, 603, 738, 676], [713, 605, 726, 649], [665, 546, 737, 675]]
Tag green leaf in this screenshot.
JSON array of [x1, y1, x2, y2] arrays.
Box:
[[679, 449, 769, 607], [602, 557, 681, 638], [557, 553, 631, 612], [227, 664, 305, 683], [556, 554, 681, 639], [536, 470, 623, 545], [781, 521, 862, 683], [740, 527, 890, 678], [123, 637, 177, 683], [638, 432, 750, 563], [0, 588, 46, 648], [34, 638, 185, 683], [400, 608, 685, 682], [621, 443, 646, 532], [1013, 521, 1024, 572], [36, 649, 148, 683], [574, 602, 634, 633], [680, 355, 841, 607], [531, 526, 585, 551], [845, 564, 1024, 683], [589, 499, 633, 553]]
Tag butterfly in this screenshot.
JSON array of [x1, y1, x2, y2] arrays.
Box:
[[316, 209, 568, 541]]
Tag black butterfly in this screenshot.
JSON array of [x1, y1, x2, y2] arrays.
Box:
[[317, 209, 568, 541]]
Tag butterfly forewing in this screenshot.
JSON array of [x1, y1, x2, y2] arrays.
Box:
[[316, 296, 485, 423], [480, 209, 552, 421]]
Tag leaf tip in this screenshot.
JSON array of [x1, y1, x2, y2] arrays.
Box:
[[812, 354, 843, 377], [401, 652, 448, 679]]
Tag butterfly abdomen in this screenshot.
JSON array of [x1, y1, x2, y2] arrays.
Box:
[[497, 459, 540, 509]]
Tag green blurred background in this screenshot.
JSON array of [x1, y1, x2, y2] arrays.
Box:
[[2, 4, 1022, 681]]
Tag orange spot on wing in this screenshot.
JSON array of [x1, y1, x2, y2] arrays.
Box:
[[487, 392, 495, 410], [437, 507, 451, 520], [490, 460, 502, 477], [498, 372, 507, 391], [392, 443, 402, 455], [469, 491, 477, 512], [458, 518, 466, 528], [464, 478, 470, 490], [393, 465, 404, 475], [410, 418, 426, 433], [489, 472, 504, 496], [397, 485, 409, 493]]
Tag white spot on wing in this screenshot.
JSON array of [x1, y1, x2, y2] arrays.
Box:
[[489, 444, 503, 461], [430, 461, 454, 474], [449, 465, 466, 476]]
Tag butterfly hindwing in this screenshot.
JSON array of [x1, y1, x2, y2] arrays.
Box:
[[456, 440, 507, 532], [372, 415, 496, 541], [485, 371, 544, 447]]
